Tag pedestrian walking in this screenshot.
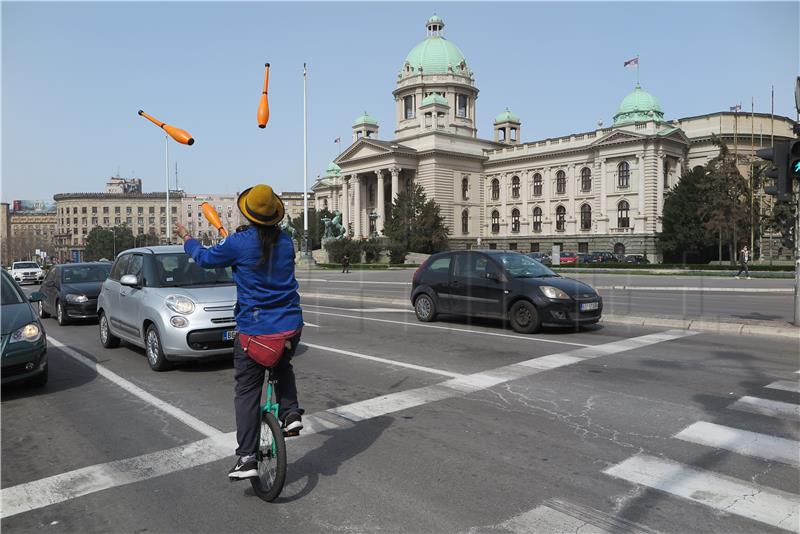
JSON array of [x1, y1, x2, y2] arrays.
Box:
[[342, 253, 350, 274], [735, 245, 751, 279]]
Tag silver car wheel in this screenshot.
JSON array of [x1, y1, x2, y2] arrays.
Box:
[[416, 296, 432, 320], [56, 303, 63, 323], [146, 329, 160, 366]]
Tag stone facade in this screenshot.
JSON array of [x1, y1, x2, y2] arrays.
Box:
[[7, 212, 57, 262], [312, 14, 796, 261]]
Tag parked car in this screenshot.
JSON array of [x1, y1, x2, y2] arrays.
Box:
[[558, 252, 578, 265], [411, 250, 602, 334], [577, 253, 594, 264], [97, 246, 237, 371], [624, 254, 651, 264], [10, 261, 44, 285], [38, 262, 112, 325], [1, 269, 48, 386], [525, 252, 551, 266], [590, 252, 618, 263]]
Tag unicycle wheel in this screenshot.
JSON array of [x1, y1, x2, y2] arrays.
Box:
[[250, 411, 287, 502]]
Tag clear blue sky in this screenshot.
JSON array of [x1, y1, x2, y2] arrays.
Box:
[[2, 1, 797, 202]]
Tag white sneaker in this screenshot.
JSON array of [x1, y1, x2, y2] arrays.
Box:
[[735, 276, 740, 279], [746, 277, 752, 280]]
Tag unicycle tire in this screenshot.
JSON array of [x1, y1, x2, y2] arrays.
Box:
[[250, 411, 287, 502]]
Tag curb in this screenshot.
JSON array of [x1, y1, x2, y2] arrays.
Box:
[[298, 292, 800, 341]]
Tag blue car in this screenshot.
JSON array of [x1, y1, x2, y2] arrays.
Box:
[[1, 269, 48, 386]]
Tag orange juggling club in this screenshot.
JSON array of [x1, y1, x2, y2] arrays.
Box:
[[201, 202, 228, 237], [257, 63, 270, 128], [138, 110, 195, 145]]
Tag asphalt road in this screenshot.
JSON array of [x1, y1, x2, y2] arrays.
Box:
[[2, 289, 799, 533], [296, 270, 799, 325]]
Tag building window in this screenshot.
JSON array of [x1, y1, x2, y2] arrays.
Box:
[[555, 205, 566, 231], [149, 206, 155, 214], [115, 217, 121, 224], [489, 243, 497, 250], [580, 203, 592, 230], [533, 173, 543, 196], [581, 167, 592, 192], [138, 217, 144, 225], [115, 207, 120, 214], [81, 207, 87, 214], [138, 207, 143, 214], [126, 207, 132, 215], [617, 200, 630, 228], [462, 177, 469, 200], [149, 217, 155, 224], [491, 210, 500, 233], [532, 207, 542, 232], [578, 242, 589, 254], [91, 217, 98, 225], [456, 94, 468, 118], [126, 217, 132, 225], [72, 207, 78, 214], [511, 208, 520, 232], [618, 161, 630, 188], [511, 176, 520, 198], [103, 217, 109, 225], [461, 209, 469, 234], [530, 242, 540, 252], [81, 217, 87, 225], [663, 159, 670, 189], [404, 95, 415, 119], [614, 242, 626, 256], [92, 207, 97, 214], [509, 242, 517, 251], [491, 178, 500, 200], [103, 207, 109, 214], [556, 170, 566, 194]]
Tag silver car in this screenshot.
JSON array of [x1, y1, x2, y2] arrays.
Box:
[[97, 246, 237, 371]]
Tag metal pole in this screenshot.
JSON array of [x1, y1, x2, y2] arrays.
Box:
[[165, 134, 170, 245], [302, 63, 309, 258]]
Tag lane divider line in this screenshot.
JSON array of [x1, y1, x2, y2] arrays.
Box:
[[2, 329, 694, 518], [47, 337, 224, 439]]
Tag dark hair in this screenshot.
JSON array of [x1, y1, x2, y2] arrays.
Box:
[[255, 225, 281, 266]]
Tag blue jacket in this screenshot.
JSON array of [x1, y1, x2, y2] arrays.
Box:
[[184, 227, 303, 336]]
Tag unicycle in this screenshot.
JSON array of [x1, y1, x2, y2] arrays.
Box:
[[250, 367, 287, 502]]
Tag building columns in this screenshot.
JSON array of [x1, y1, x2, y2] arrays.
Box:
[[353, 175, 362, 238], [375, 170, 386, 235], [390, 166, 400, 203], [342, 176, 350, 237]]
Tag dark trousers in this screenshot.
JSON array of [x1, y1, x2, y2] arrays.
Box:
[[736, 261, 749, 277], [233, 332, 302, 456]]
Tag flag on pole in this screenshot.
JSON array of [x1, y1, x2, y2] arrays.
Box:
[[730, 103, 741, 112], [624, 57, 639, 68], [334, 137, 341, 144]]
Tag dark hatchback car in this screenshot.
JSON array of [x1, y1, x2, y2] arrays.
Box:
[[411, 250, 602, 333], [38, 263, 112, 325], [1, 269, 48, 386]]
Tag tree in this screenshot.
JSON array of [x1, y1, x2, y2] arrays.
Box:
[[384, 184, 449, 262], [764, 198, 797, 255], [84, 225, 135, 261], [658, 166, 716, 263], [290, 207, 332, 250]]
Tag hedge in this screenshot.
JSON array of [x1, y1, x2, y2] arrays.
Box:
[[553, 263, 794, 271], [315, 263, 419, 270]]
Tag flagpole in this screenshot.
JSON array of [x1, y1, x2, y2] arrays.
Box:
[[770, 84, 775, 148], [302, 62, 310, 260], [750, 97, 755, 257], [636, 54, 640, 85]]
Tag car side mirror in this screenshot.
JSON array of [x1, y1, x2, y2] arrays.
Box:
[[120, 274, 140, 288], [28, 291, 43, 302]]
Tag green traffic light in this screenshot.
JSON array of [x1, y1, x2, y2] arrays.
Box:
[[793, 159, 800, 176]]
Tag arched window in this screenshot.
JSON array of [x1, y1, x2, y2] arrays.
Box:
[[556, 170, 566, 194], [555, 206, 566, 231], [614, 243, 626, 257], [491, 178, 500, 200], [580, 204, 592, 230], [532, 207, 542, 232], [461, 209, 469, 234], [511, 176, 520, 198], [581, 167, 592, 192], [618, 161, 630, 188], [511, 208, 520, 232], [617, 200, 630, 228], [491, 210, 500, 233], [462, 177, 469, 200], [404, 95, 415, 119], [533, 173, 543, 196]]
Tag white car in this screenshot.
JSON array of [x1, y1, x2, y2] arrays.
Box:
[[10, 262, 45, 285]]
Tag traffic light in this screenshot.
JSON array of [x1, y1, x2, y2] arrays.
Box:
[[757, 140, 791, 201], [790, 139, 800, 181]]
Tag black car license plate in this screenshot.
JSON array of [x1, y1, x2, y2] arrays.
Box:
[[223, 330, 237, 341], [580, 302, 599, 311]]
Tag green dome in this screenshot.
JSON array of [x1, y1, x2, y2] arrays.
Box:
[[427, 14, 443, 25], [494, 108, 520, 124], [404, 16, 467, 75], [352, 111, 378, 127], [325, 161, 341, 176], [421, 94, 448, 106], [613, 85, 664, 125]]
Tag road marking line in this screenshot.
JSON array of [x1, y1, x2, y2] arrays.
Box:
[[3, 329, 692, 519], [300, 341, 463, 378], [674, 421, 800, 467], [728, 396, 800, 422], [767, 380, 800, 394], [304, 310, 593, 348], [595, 285, 793, 294], [48, 337, 224, 438], [480, 504, 615, 534], [300, 279, 411, 286], [603, 454, 800, 533], [303, 321, 320, 328], [304, 304, 412, 313]]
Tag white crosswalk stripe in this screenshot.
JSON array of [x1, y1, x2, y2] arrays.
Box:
[[728, 395, 800, 422], [767, 380, 800, 394], [674, 421, 800, 467]]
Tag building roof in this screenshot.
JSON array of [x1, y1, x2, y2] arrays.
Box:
[[613, 84, 664, 125], [421, 94, 449, 106], [404, 16, 467, 74], [494, 108, 520, 124], [325, 161, 342, 176], [352, 112, 378, 127]]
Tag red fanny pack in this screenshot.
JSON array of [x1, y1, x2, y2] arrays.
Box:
[[239, 329, 301, 368]]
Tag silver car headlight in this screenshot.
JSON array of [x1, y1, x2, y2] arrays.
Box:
[[10, 323, 42, 344], [540, 286, 571, 300], [165, 295, 196, 315], [66, 293, 89, 303]]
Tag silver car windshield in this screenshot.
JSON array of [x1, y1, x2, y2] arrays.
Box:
[[153, 253, 234, 288], [495, 253, 558, 278]]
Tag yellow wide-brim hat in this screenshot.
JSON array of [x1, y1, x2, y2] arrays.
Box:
[[237, 184, 285, 226]]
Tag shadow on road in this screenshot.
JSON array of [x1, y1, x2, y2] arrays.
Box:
[[433, 314, 603, 336], [1, 347, 98, 401]]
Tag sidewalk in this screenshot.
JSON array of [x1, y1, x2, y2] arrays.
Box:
[[299, 291, 800, 341]]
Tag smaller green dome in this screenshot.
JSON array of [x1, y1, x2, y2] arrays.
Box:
[[427, 14, 443, 26], [421, 94, 448, 106], [352, 111, 378, 127], [494, 108, 520, 124], [325, 161, 341, 176], [613, 84, 664, 125]]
